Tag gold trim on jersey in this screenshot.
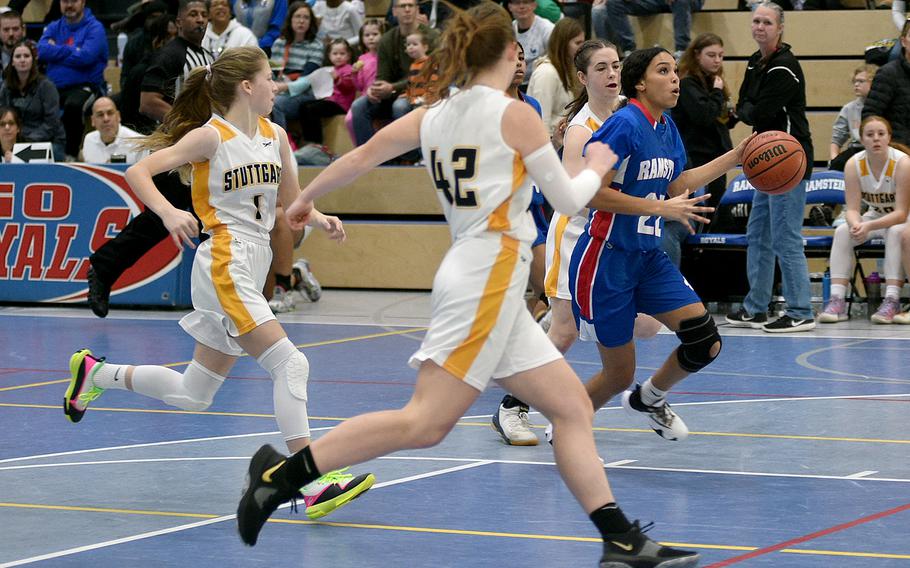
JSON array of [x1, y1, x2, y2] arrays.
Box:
[[209, 118, 237, 142], [544, 214, 570, 298], [585, 117, 600, 132], [488, 154, 525, 232], [258, 116, 275, 140], [443, 235, 520, 379], [886, 158, 896, 177]]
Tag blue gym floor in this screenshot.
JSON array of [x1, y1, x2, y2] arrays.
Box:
[[1, 292, 908, 567]]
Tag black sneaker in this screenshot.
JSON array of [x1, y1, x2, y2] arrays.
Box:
[[762, 315, 816, 333], [86, 267, 111, 318], [724, 307, 768, 329], [601, 521, 699, 567], [237, 445, 300, 546]]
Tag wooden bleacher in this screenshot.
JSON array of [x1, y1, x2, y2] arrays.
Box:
[[306, 8, 893, 289]]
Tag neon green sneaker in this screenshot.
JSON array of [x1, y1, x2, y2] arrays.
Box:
[[301, 468, 375, 519], [63, 349, 106, 423]]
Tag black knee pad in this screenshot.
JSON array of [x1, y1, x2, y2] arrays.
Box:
[[675, 311, 721, 373]]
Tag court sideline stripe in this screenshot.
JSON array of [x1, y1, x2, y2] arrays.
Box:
[[705, 501, 910, 567], [0, 461, 491, 567]]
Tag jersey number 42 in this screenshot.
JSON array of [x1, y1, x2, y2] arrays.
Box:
[[430, 147, 478, 207]]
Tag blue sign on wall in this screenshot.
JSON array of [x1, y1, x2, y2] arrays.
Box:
[[0, 163, 193, 306]]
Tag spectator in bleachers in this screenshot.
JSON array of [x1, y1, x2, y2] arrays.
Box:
[[590, 0, 616, 48], [671, 33, 735, 230], [818, 116, 910, 324], [888, 1, 907, 62], [608, 0, 704, 58], [402, 31, 433, 108], [119, 13, 176, 135], [37, 0, 108, 160], [0, 10, 24, 70], [349, 0, 438, 145], [725, 1, 815, 333], [81, 97, 146, 164], [232, 0, 287, 53], [139, 0, 214, 124], [0, 106, 21, 162], [295, 39, 356, 145], [829, 64, 875, 172], [270, 2, 323, 129], [120, 1, 172, 88], [314, 0, 364, 46], [863, 19, 910, 147], [527, 17, 584, 134], [204, 0, 258, 58], [509, 0, 554, 87], [0, 42, 66, 161], [345, 18, 384, 144]]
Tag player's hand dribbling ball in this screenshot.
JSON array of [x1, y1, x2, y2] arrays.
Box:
[[741, 130, 807, 195]]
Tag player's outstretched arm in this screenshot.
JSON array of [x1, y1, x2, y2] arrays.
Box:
[[125, 126, 219, 248]]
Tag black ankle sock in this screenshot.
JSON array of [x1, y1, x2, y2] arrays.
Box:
[[590, 503, 632, 538], [285, 446, 321, 488], [275, 273, 292, 291], [500, 394, 527, 409]]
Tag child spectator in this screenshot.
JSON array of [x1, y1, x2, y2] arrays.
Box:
[[296, 39, 357, 145], [0, 106, 21, 162], [314, 0, 363, 46], [403, 31, 433, 107], [0, 42, 65, 161], [345, 19, 384, 143], [830, 65, 876, 171]]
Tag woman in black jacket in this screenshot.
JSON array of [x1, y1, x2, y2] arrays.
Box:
[[0, 42, 66, 161], [672, 32, 735, 217], [863, 19, 910, 147], [725, 1, 815, 333]]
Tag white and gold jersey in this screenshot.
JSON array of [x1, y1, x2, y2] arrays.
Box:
[[192, 115, 283, 244], [419, 85, 537, 245], [854, 146, 908, 215]]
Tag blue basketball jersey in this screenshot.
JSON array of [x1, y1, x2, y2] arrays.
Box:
[[584, 100, 687, 250]]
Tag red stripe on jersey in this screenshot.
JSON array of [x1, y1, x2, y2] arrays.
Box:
[[574, 237, 605, 320]]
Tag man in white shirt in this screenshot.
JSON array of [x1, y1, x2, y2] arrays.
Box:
[[81, 97, 146, 164], [509, 0, 554, 87]]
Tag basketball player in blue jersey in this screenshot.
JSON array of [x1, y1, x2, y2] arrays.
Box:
[[569, 47, 754, 442], [62, 46, 375, 520]]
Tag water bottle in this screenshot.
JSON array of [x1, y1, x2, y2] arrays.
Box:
[[865, 271, 883, 318], [822, 270, 831, 306], [116, 32, 128, 67]]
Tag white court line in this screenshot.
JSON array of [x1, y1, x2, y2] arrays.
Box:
[[0, 460, 493, 567], [606, 459, 637, 467], [845, 470, 879, 478]]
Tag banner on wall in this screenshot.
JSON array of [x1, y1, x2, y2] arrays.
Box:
[[0, 163, 193, 306]]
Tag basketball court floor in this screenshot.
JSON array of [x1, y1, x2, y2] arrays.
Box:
[[1, 291, 908, 567]]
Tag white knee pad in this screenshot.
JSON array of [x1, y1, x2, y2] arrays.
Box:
[[162, 361, 225, 411], [259, 338, 311, 441]]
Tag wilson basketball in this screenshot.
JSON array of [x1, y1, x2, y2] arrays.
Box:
[[742, 131, 807, 195]]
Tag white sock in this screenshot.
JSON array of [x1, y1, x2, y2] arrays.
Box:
[[886, 285, 901, 300], [830, 284, 847, 299], [91, 362, 129, 390], [639, 379, 667, 407]]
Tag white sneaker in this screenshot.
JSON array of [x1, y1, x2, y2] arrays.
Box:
[[491, 401, 539, 446], [544, 422, 553, 444], [292, 258, 322, 302], [621, 384, 688, 441], [268, 286, 296, 313], [537, 309, 553, 333]]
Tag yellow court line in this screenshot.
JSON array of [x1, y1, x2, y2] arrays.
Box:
[[1, 401, 908, 445], [1, 502, 907, 560], [0, 327, 427, 392]]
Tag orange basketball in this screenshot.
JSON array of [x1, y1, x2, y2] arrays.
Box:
[[742, 131, 807, 195]]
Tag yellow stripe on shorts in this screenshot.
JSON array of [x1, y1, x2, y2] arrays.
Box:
[[543, 213, 570, 299], [443, 235, 520, 379]]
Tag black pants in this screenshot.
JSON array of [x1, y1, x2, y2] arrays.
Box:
[[829, 145, 863, 172], [90, 171, 200, 287], [57, 84, 95, 157], [298, 99, 345, 144]]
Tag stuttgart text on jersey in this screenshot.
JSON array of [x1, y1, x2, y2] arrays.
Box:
[[222, 162, 282, 192]]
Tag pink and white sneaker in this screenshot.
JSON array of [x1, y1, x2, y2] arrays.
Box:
[[817, 296, 848, 323], [301, 468, 375, 519], [63, 349, 106, 423], [871, 297, 901, 324]]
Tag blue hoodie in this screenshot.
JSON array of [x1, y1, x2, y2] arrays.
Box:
[[37, 8, 108, 90]]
